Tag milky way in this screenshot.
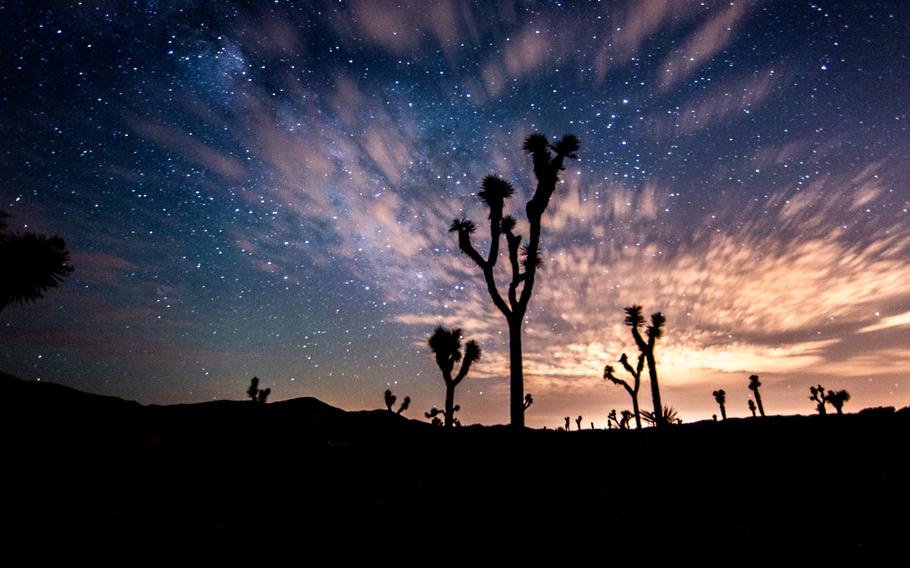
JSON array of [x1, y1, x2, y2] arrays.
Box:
[[2, 1, 909, 426]]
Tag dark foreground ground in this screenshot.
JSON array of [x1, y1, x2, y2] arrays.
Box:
[[2, 372, 907, 566]]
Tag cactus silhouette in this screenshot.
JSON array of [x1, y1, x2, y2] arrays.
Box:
[[384, 389, 397, 412], [0, 210, 74, 312], [826, 389, 850, 415], [449, 133, 579, 428], [748, 399, 757, 417], [397, 396, 411, 415], [427, 326, 481, 428], [603, 352, 644, 429], [712, 389, 727, 420], [809, 385, 827, 415], [747, 374, 766, 417], [624, 306, 667, 427], [575, 416, 582, 431]]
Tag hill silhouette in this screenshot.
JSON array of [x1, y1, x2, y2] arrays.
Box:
[[2, 372, 908, 565]]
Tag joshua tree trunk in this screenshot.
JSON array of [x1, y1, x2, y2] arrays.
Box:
[[444, 383, 456, 429], [645, 352, 663, 427], [719, 404, 727, 420], [755, 389, 765, 417], [631, 396, 642, 430], [509, 318, 525, 429]]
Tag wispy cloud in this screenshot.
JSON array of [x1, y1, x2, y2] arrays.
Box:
[[857, 311, 910, 334]]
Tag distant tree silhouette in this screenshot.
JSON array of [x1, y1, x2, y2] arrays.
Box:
[[427, 326, 481, 428], [624, 306, 668, 427], [564, 416, 571, 430], [712, 389, 727, 420], [449, 133, 579, 428], [604, 352, 644, 429], [748, 399, 757, 417], [384, 389, 397, 412], [748, 374, 766, 417], [0, 210, 74, 312], [608, 409, 619, 429], [642, 405, 680, 426], [809, 385, 827, 415], [246, 377, 271, 403], [607, 409, 631, 430], [826, 389, 850, 415], [590, 421, 595, 430], [247, 377, 261, 402], [575, 416, 582, 431], [384, 389, 411, 415]]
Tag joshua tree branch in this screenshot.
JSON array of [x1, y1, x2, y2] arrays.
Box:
[[630, 326, 648, 352]]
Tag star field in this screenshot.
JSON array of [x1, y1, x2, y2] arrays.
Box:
[[1, 1, 909, 426]]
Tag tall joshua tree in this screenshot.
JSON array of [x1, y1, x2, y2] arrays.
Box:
[[603, 352, 644, 429], [748, 374, 766, 417], [624, 305, 667, 427], [450, 133, 579, 428], [809, 385, 827, 415], [712, 389, 727, 420], [427, 326, 481, 429], [826, 389, 850, 415], [0, 210, 74, 312]]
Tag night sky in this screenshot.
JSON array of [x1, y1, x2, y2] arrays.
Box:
[[2, 1, 909, 426]]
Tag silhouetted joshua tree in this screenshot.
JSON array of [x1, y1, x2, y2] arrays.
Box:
[[607, 409, 632, 430], [246, 377, 271, 403], [604, 352, 645, 429], [564, 416, 571, 430], [0, 210, 74, 312], [523, 393, 534, 412], [384, 389, 411, 415], [575, 416, 583, 431], [826, 389, 850, 415], [809, 385, 827, 415], [712, 389, 727, 420], [449, 133, 579, 428], [747, 374, 766, 417], [427, 326, 481, 429], [748, 399, 757, 417], [624, 305, 668, 427]]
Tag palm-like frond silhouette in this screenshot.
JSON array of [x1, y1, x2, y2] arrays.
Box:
[[641, 405, 680, 426], [551, 134, 580, 159], [0, 229, 74, 311], [477, 175, 515, 215], [624, 305, 645, 329], [647, 312, 666, 341], [449, 218, 476, 234]]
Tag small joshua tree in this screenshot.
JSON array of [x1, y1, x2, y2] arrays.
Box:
[[748, 399, 757, 417], [384, 389, 411, 415], [523, 393, 534, 412], [257, 388, 271, 404], [826, 389, 850, 415], [624, 306, 668, 427], [575, 416, 583, 431], [247, 377, 261, 402], [427, 326, 481, 428], [604, 353, 644, 429], [712, 389, 727, 420], [384, 389, 397, 412], [809, 385, 827, 415], [607, 409, 631, 430], [748, 374, 766, 417], [449, 133, 580, 428], [564, 416, 571, 430]]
